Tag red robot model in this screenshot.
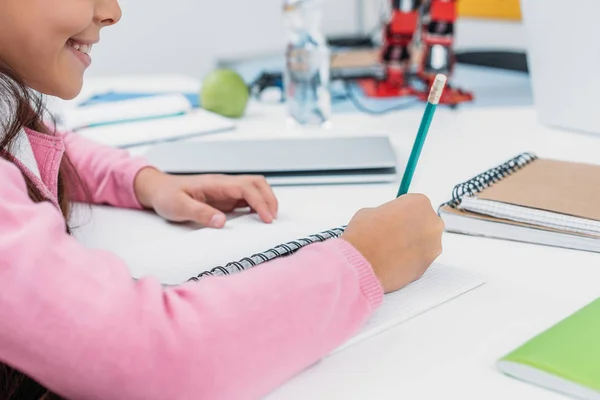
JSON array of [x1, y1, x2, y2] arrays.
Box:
[[360, 0, 473, 106]]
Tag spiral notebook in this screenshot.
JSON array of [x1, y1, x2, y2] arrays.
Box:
[[438, 153, 600, 252], [101, 212, 485, 354], [186, 224, 486, 356]]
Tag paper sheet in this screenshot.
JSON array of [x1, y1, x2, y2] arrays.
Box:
[[333, 264, 485, 354], [460, 197, 600, 237], [114, 213, 339, 284]]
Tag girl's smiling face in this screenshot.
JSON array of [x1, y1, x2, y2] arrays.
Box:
[[0, 0, 121, 99]]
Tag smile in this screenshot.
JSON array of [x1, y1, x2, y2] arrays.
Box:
[[67, 40, 92, 55]]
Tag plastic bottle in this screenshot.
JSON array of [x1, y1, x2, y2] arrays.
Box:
[[283, 0, 332, 127]]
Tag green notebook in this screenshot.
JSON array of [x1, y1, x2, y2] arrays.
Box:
[[496, 298, 600, 400]]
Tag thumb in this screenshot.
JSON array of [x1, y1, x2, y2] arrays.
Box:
[[180, 196, 227, 228]]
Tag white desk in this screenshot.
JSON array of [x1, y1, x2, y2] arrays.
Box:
[[76, 101, 600, 400]]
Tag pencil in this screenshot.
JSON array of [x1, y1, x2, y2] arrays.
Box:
[[192, 75, 448, 281], [397, 74, 447, 197]]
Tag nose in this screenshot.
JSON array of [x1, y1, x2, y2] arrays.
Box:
[[95, 0, 122, 27]]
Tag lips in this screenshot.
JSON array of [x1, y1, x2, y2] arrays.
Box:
[[66, 39, 93, 68]]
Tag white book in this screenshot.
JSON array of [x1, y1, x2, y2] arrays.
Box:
[[75, 108, 236, 148], [58, 94, 193, 131], [45, 74, 201, 116]]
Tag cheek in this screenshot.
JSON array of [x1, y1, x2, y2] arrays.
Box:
[[17, 35, 79, 96], [21, 35, 88, 99], [0, 0, 92, 98]]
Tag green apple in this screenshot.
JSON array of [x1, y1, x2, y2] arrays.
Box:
[[200, 69, 249, 118]]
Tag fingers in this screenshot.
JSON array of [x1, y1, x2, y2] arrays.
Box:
[[184, 174, 278, 224], [181, 196, 227, 228], [249, 176, 279, 218], [220, 175, 277, 224], [240, 183, 275, 223]]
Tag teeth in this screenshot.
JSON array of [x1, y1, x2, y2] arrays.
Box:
[[69, 42, 92, 55]]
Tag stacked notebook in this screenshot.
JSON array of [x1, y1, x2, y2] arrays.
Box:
[[51, 75, 236, 148], [438, 153, 600, 252]]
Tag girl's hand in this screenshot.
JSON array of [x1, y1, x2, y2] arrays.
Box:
[[342, 194, 444, 293], [134, 168, 278, 228]]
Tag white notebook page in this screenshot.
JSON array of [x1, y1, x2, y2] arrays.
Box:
[[102, 213, 486, 353], [459, 197, 600, 237], [333, 264, 485, 353]]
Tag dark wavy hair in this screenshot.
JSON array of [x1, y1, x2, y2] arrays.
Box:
[[0, 61, 84, 399]]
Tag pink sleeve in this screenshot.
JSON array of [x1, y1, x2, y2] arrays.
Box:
[[0, 158, 383, 400], [61, 132, 151, 209]]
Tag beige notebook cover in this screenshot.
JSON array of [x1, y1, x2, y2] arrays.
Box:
[[478, 158, 600, 222], [439, 154, 600, 238]]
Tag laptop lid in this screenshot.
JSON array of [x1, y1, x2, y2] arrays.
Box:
[[143, 136, 398, 185]]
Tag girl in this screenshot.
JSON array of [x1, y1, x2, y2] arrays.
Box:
[[0, 0, 444, 399]]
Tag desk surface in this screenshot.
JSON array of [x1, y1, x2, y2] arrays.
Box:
[[76, 68, 600, 399]]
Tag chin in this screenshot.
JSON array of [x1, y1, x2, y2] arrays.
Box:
[[58, 90, 82, 101], [55, 79, 84, 100]]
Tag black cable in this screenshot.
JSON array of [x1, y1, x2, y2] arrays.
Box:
[[344, 82, 420, 115]]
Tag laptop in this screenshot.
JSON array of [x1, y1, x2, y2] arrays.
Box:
[[143, 136, 399, 186]]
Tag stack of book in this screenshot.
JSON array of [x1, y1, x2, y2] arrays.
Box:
[[50, 74, 235, 148]]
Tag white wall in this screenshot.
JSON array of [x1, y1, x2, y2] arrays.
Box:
[[452, 19, 525, 52], [87, 0, 525, 79], [87, 0, 362, 78]]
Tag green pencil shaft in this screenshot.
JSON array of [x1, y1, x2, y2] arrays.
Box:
[[397, 102, 437, 197]]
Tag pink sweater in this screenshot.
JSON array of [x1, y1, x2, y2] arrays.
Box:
[[0, 128, 384, 399]]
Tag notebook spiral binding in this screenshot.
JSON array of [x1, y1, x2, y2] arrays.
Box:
[[188, 226, 347, 281], [447, 152, 538, 208]]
